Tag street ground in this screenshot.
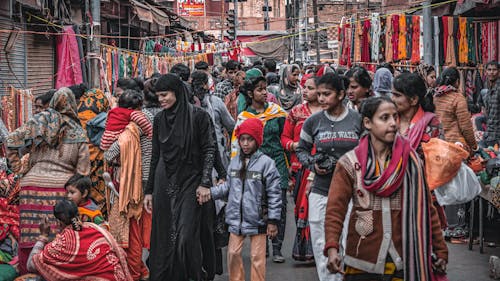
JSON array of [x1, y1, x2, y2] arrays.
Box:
[[213, 193, 500, 281]]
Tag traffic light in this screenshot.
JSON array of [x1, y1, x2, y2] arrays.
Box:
[[226, 9, 236, 41]]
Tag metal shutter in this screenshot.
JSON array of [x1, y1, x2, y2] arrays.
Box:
[[26, 32, 55, 96], [0, 17, 26, 96]]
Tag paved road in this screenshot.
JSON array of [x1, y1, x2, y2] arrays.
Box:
[[213, 192, 500, 281], [214, 192, 318, 281]]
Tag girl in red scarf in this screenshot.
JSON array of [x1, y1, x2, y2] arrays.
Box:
[[281, 75, 323, 262], [324, 97, 448, 281], [26, 200, 132, 281]]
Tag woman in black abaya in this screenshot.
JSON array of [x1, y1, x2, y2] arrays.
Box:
[[143, 74, 215, 281]]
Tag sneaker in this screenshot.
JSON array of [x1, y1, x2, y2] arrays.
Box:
[[273, 251, 285, 263]]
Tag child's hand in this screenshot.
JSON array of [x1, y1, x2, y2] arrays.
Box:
[[38, 216, 51, 237], [196, 186, 211, 205], [267, 223, 278, 239]]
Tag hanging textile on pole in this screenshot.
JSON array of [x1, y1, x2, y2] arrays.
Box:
[[55, 26, 84, 89]]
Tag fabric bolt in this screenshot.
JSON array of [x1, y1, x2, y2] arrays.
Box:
[[458, 17, 468, 64], [411, 16, 421, 63], [419, 16, 424, 63], [453, 17, 460, 65], [361, 20, 371, 62], [467, 18, 475, 63], [371, 14, 381, 62], [398, 14, 407, 60], [379, 17, 386, 62], [406, 15, 412, 60], [439, 17, 445, 65], [228, 234, 267, 281], [55, 26, 83, 88], [354, 19, 363, 62], [445, 17, 457, 65], [392, 15, 400, 62]]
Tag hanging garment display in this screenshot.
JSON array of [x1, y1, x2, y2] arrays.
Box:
[[55, 26, 84, 89], [361, 19, 371, 62], [411, 16, 421, 63], [458, 17, 468, 64], [398, 14, 407, 60], [371, 14, 380, 63], [1, 87, 33, 132]]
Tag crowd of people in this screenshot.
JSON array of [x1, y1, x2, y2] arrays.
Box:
[[0, 58, 498, 281]]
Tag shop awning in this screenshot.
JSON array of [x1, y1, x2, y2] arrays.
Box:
[[131, 0, 153, 23], [130, 0, 170, 26]]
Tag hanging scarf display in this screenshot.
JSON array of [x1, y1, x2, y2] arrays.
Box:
[[405, 15, 413, 60], [458, 17, 468, 64], [398, 14, 407, 60], [410, 16, 421, 63], [467, 17, 476, 63], [371, 13, 381, 63], [361, 19, 371, 62], [391, 14, 400, 62]]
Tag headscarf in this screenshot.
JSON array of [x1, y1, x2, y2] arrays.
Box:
[[6, 87, 87, 149], [415, 64, 435, 88], [316, 64, 334, 77], [373, 68, 393, 96], [300, 73, 313, 88], [155, 74, 194, 162], [354, 134, 435, 281], [434, 85, 457, 97], [278, 64, 302, 111], [245, 68, 263, 82]]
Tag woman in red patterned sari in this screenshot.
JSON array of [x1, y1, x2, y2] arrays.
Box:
[[26, 200, 132, 281], [281, 74, 322, 262]]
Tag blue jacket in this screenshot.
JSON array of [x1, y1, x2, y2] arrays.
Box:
[[211, 150, 282, 236]]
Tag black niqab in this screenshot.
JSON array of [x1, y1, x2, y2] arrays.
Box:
[[155, 74, 194, 162]]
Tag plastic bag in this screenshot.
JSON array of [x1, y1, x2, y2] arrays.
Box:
[[434, 163, 481, 206], [422, 138, 469, 190]]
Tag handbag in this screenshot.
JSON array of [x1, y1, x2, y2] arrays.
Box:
[[422, 138, 469, 190], [434, 163, 482, 205]]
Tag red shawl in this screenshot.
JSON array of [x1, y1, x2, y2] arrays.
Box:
[[105, 107, 133, 132], [407, 107, 436, 150], [33, 223, 132, 281]]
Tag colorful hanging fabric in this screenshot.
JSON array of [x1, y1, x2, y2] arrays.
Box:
[[118, 53, 124, 78], [392, 14, 399, 62], [405, 15, 412, 60], [411, 16, 421, 63], [466, 17, 476, 63], [398, 14, 407, 60], [361, 19, 371, 62], [445, 16, 457, 65], [475, 22, 482, 64], [434, 17, 440, 67], [481, 21, 499, 63], [385, 15, 393, 62], [354, 17, 362, 62], [55, 26, 84, 89], [453, 17, 460, 65], [371, 13, 381, 63], [419, 16, 424, 63], [379, 17, 386, 62], [442, 16, 449, 65], [458, 17, 468, 64]]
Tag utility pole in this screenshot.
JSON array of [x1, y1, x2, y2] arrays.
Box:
[[312, 0, 320, 64], [233, 0, 238, 40], [89, 0, 101, 89], [264, 0, 270, 30], [423, 0, 433, 64]]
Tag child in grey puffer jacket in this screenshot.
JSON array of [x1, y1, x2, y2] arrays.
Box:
[[197, 118, 282, 281]]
